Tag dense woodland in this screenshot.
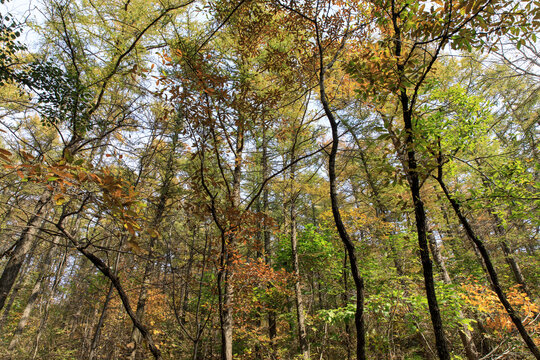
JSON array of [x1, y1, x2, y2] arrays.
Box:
[[0, 0, 539, 359]]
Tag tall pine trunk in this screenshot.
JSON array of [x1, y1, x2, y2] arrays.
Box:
[[289, 158, 310, 360]]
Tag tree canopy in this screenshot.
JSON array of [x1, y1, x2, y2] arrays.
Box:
[[0, 0, 539, 359]]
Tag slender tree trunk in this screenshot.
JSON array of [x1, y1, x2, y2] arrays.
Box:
[[393, 67, 450, 360], [319, 55, 366, 360], [388, 1, 451, 357], [436, 162, 540, 359], [491, 215, 530, 296], [402, 110, 450, 360], [342, 249, 352, 360], [217, 121, 244, 360], [128, 131, 177, 359], [33, 246, 68, 359], [475, 160, 531, 296], [88, 248, 122, 360], [56, 219, 162, 360], [427, 231, 479, 360], [128, 244, 155, 360], [88, 282, 114, 360], [290, 160, 310, 360], [219, 253, 234, 360], [262, 124, 277, 351]]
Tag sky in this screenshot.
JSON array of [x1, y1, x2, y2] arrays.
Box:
[[1, 0, 43, 51]]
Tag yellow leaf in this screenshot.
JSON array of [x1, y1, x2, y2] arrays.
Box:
[[126, 238, 144, 255], [54, 194, 67, 206]]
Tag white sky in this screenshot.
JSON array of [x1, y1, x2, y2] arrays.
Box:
[[1, 0, 43, 51]]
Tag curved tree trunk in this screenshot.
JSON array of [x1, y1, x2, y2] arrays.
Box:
[[88, 248, 121, 360], [318, 50, 366, 360], [435, 159, 540, 359]]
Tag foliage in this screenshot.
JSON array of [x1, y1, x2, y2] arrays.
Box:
[[0, 0, 539, 359]]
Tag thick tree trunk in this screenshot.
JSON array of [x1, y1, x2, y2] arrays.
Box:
[[0, 243, 36, 333], [0, 193, 50, 311]]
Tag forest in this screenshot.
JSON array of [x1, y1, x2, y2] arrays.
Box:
[[0, 0, 539, 358]]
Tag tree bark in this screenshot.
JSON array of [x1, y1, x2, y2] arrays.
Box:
[[392, 53, 450, 360], [32, 246, 68, 359], [388, 1, 451, 357], [318, 49, 366, 360], [0, 193, 50, 311], [56, 221, 162, 360], [216, 119, 244, 360], [435, 164, 540, 359], [262, 124, 277, 350], [8, 245, 54, 350], [0, 243, 36, 333], [427, 231, 479, 360], [402, 107, 450, 360], [491, 214, 530, 297], [290, 159, 310, 360]]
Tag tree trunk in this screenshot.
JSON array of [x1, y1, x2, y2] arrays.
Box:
[[427, 231, 479, 360], [387, 2, 451, 356], [436, 164, 540, 359], [394, 72, 450, 360], [342, 249, 352, 360], [290, 160, 310, 360], [262, 124, 277, 350], [33, 247, 68, 359], [55, 219, 162, 360], [491, 214, 530, 297], [9, 245, 54, 350], [129, 130, 178, 359], [0, 243, 36, 333], [0, 193, 50, 311], [128, 249, 154, 360], [217, 120, 244, 360], [88, 248, 122, 360], [319, 57, 366, 360]]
